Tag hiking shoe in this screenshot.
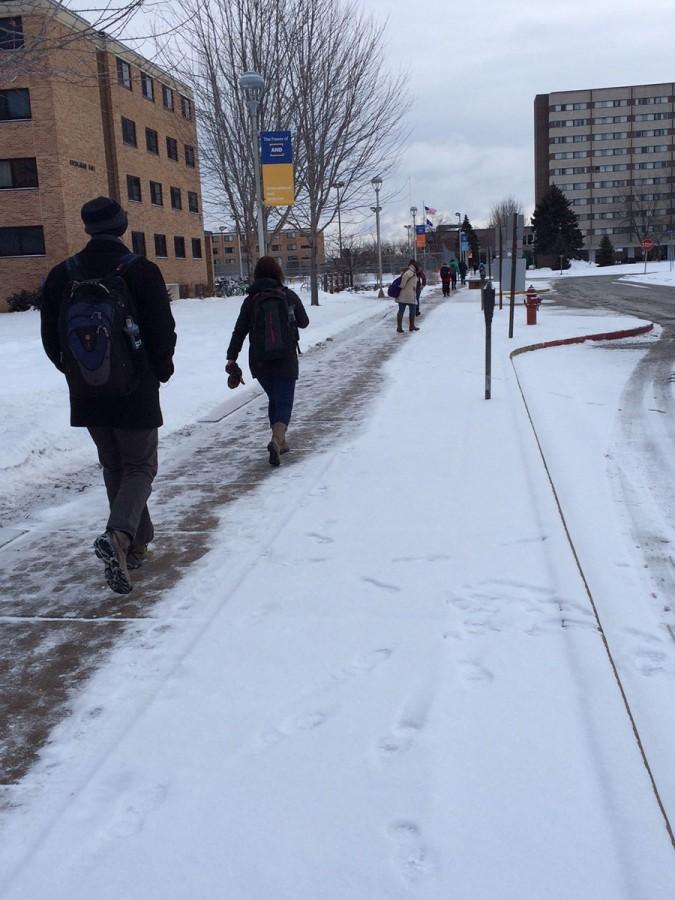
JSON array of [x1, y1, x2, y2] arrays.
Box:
[[94, 529, 132, 594], [127, 543, 149, 570]]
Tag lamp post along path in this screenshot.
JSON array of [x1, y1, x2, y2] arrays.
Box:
[[372, 176, 384, 298], [239, 71, 266, 260], [411, 206, 418, 261]]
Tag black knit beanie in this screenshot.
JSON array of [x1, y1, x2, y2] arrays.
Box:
[[81, 196, 128, 236]]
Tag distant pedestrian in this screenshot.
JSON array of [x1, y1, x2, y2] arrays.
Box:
[[226, 257, 309, 467], [40, 196, 177, 594], [479, 261, 486, 281], [439, 264, 451, 297], [450, 259, 459, 290], [415, 263, 426, 316], [459, 259, 467, 285], [396, 259, 419, 332]]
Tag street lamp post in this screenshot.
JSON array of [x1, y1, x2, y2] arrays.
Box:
[[218, 225, 225, 278], [239, 71, 266, 260], [335, 181, 345, 267], [372, 176, 384, 298], [404, 224, 412, 255], [455, 211, 462, 263], [411, 206, 418, 261]]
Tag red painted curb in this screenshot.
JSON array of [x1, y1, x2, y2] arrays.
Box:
[[510, 322, 654, 358]]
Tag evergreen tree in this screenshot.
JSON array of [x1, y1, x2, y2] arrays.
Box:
[[595, 235, 615, 267], [532, 184, 584, 266], [461, 215, 480, 266]]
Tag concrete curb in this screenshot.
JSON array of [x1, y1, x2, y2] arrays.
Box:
[[509, 322, 654, 358]]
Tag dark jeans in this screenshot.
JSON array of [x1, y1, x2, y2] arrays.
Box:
[[88, 427, 159, 545], [257, 375, 297, 426]]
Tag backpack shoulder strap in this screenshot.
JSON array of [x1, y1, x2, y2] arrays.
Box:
[[115, 252, 140, 276]]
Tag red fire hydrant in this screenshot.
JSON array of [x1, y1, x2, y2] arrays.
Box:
[[524, 285, 541, 325]]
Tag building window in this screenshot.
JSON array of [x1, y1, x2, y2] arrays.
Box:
[[154, 233, 168, 257], [191, 238, 202, 258], [174, 236, 186, 258], [145, 127, 159, 154], [271, 243, 281, 251], [0, 88, 31, 121], [0, 225, 45, 256], [126, 175, 142, 202], [180, 95, 193, 120], [166, 137, 178, 161], [0, 16, 24, 49], [116, 58, 132, 90], [188, 191, 199, 213], [162, 85, 174, 111], [0, 157, 38, 189], [593, 98, 628, 108], [140, 72, 154, 101], [170, 186, 182, 210], [131, 231, 146, 256], [287, 243, 297, 250], [185, 144, 195, 167], [150, 180, 163, 206], [121, 117, 137, 147], [224, 247, 234, 254], [637, 96, 669, 105]]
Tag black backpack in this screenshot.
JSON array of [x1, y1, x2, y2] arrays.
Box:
[[251, 288, 298, 362], [58, 253, 145, 398]]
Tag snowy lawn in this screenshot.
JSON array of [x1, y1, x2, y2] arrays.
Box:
[[528, 257, 675, 287], [0, 288, 385, 511], [2, 288, 674, 898]]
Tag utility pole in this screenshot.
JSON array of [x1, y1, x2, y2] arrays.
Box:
[[335, 181, 345, 267], [411, 206, 418, 261], [372, 176, 384, 298]]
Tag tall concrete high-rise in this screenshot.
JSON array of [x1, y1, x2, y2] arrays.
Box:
[[534, 83, 675, 262]]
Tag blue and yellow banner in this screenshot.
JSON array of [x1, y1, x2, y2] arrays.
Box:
[[261, 131, 294, 207]]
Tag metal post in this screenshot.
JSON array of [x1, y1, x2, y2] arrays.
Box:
[[237, 230, 244, 279], [508, 212, 517, 339], [335, 181, 344, 266], [498, 226, 503, 310], [372, 176, 384, 298], [239, 72, 266, 261], [411, 206, 418, 261], [483, 280, 495, 400]]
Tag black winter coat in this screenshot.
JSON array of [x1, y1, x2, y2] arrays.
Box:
[[226, 278, 309, 379], [41, 237, 177, 429]]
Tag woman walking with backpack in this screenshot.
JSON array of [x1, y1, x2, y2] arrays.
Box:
[[227, 257, 309, 467], [396, 260, 419, 333]]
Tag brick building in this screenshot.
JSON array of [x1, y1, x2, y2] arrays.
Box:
[[210, 228, 325, 280], [535, 82, 675, 261], [0, 0, 208, 311]]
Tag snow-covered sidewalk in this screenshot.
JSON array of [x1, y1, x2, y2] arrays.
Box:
[[1, 289, 675, 898]]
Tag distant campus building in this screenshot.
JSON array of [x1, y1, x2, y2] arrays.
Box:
[[0, 0, 208, 310], [210, 228, 325, 280], [535, 82, 675, 262]]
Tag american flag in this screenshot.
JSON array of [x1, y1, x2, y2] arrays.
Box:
[[425, 206, 437, 215]]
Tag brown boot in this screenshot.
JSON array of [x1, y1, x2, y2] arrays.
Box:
[[396, 311, 404, 333], [268, 422, 285, 467], [279, 424, 290, 454], [94, 528, 132, 594], [409, 315, 419, 332]]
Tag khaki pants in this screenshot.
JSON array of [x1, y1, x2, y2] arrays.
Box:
[[88, 427, 159, 545]]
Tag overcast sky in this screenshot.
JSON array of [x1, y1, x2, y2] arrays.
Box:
[[358, 0, 675, 241], [96, 0, 675, 242]]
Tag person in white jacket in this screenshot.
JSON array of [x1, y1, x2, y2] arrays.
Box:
[[396, 260, 420, 333]]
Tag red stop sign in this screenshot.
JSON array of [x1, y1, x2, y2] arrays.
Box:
[[641, 238, 654, 251]]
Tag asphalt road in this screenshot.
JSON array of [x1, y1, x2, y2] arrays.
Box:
[[550, 272, 675, 326]]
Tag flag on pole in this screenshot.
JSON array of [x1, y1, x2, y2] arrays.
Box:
[[425, 205, 437, 215], [426, 219, 434, 230]]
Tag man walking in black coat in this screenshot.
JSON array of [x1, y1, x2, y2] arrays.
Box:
[[41, 196, 177, 594]]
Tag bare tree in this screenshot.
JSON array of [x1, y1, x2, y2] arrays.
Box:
[[285, 0, 409, 304], [616, 187, 671, 250], [166, 0, 295, 277], [488, 196, 524, 229], [163, 0, 408, 301], [0, 0, 157, 82]]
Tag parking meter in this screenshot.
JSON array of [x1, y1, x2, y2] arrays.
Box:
[[482, 280, 496, 400]]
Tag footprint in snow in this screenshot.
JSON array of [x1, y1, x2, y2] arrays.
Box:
[[387, 820, 436, 883], [360, 576, 401, 593], [459, 660, 494, 685], [306, 531, 334, 544]]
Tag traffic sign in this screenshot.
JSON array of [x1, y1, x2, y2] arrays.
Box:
[[641, 238, 654, 251]]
